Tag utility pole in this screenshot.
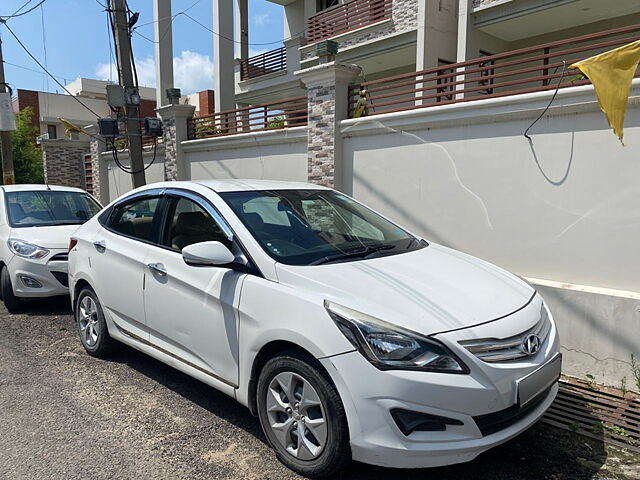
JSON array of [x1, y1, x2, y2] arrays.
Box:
[[0, 34, 16, 185], [109, 0, 146, 187]]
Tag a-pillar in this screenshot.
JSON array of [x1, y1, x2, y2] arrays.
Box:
[[157, 104, 196, 181], [214, 0, 235, 112], [87, 125, 110, 205], [295, 61, 361, 193], [153, 0, 174, 107]]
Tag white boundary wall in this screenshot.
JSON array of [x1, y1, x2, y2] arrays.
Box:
[[341, 81, 640, 386]]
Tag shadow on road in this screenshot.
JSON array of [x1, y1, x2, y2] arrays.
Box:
[[17, 295, 73, 316], [104, 343, 609, 480]]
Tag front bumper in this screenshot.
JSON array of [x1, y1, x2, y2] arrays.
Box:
[[321, 306, 561, 469], [7, 250, 69, 298]]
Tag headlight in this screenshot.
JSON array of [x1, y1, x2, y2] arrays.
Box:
[[7, 239, 50, 259], [325, 301, 469, 374]]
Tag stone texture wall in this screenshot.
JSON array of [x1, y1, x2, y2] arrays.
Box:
[[307, 83, 337, 186], [161, 113, 178, 181], [41, 139, 90, 189], [302, 0, 418, 61], [89, 136, 106, 202]]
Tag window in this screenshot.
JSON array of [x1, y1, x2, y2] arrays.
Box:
[[221, 189, 424, 266], [47, 124, 57, 140], [6, 190, 102, 228], [162, 197, 232, 251], [107, 196, 161, 241], [437, 59, 455, 102], [317, 0, 340, 12], [479, 51, 495, 95]]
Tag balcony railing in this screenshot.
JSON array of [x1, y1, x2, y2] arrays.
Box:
[[349, 23, 640, 117], [240, 47, 287, 81], [307, 0, 393, 43], [188, 96, 307, 139]]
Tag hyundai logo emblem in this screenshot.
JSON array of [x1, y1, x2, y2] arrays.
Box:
[[521, 334, 541, 355]]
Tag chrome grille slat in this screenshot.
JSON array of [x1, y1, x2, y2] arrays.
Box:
[[459, 305, 551, 363]]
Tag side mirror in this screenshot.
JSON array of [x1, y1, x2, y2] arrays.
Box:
[[182, 241, 235, 267]]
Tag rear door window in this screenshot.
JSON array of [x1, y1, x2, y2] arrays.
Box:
[[106, 196, 161, 242]]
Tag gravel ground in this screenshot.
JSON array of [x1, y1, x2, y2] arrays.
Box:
[[0, 296, 638, 480]]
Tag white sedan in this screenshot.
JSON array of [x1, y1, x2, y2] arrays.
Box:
[[68, 180, 560, 478], [0, 184, 101, 312]]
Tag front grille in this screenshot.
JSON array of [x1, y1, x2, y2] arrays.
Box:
[[458, 304, 551, 362], [49, 253, 68, 262], [51, 271, 69, 287], [473, 385, 553, 436]]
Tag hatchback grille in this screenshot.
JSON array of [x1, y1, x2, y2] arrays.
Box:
[[49, 253, 68, 262], [459, 305, 551, 362]]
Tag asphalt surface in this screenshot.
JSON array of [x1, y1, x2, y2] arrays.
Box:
[[1, 296, 638, 480]]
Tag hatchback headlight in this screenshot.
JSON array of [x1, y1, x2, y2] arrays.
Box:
[[325, 301, 469, 374], [7, 239, 50, 259]]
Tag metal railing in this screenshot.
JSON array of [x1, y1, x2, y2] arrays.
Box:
[[240, 47, 287, 80], [188, 96, 308, 139], [349, 24, 640, 117], [307, 0, 393, 43]]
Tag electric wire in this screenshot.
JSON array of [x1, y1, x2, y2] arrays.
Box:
[[1, 21, 101, 117], [524, 61, 567, 140], [0, 0, 46, 20]]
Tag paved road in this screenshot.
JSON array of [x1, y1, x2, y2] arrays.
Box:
[[0, 297, 638, 480]]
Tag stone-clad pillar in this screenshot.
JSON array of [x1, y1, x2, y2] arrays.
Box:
[[40, 138, 90, 189], [296, 62, 361, 192], [157, 104, 196, 181], [86, 125, 109, 204]]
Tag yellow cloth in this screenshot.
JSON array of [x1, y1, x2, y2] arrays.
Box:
[[570, 40, 640, 144]]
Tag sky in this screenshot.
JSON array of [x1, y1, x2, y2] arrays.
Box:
[[0, 0, 285, 95]]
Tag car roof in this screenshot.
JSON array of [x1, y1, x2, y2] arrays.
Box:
[[190, 179, 332, 193], [0, 184, 86, 193]]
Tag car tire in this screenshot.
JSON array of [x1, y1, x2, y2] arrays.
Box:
[[1, 267, 22, 313], [257, 350, 351, 478], [75, 287, 114, 357]]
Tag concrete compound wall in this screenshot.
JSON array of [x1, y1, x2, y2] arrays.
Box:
[[341, 80, 640, 386], [102, 147, 166, 201]]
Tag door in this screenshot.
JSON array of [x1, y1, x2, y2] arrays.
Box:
[[90, 194, 163, 341], [143, 192, 245, 387]]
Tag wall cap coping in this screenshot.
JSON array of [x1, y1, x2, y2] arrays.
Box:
[[295, 61, 361, 87], [181, 126, 307, 152], [238, 69, 288, 86], [341, 79, 640, 136], [40, 138, 90, 146], [156, 103, 196, 118], [525, 276, 640, 300]]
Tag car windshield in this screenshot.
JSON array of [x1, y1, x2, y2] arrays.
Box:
[[220, 189, 426, 266], [5, 190, 102, 228]]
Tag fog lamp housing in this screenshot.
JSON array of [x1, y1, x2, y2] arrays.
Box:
[[390, 408, 463, 436], [19, 275, 43, 288]]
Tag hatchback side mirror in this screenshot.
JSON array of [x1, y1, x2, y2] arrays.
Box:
[[182, 241, 235, 266]]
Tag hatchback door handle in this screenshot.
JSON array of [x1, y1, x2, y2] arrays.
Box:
[[147, 262, 167, 276], [93, 240, 106, 253]]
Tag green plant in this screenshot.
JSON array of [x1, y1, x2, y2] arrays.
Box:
[[591, 421, 603, 435], [620, 377, 628, 396], [631, 354, 640, 392], [267, 115, 285, 129], [584, 374, 597, 390], [602, 423, 627, 439], [0, 107, 44, 184]]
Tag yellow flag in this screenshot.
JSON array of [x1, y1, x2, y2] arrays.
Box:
[[571, 40, 640, 144]]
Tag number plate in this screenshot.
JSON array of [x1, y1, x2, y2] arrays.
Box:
[[517, 353, 562, 407]]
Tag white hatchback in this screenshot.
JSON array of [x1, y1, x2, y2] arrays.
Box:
[[0, 185, 101, 312], [69, 180, 560, 478]]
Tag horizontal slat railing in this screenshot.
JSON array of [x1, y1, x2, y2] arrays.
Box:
[[307, 0, 393, 43], [240, 47, 286, 80], [349, 23, 640, 117], [188, 96, 307, 139]]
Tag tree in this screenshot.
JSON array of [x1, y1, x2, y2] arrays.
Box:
[[0, 107, 44, 184]]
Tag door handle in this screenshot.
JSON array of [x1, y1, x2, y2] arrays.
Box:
[[93, 240, 106, 253], [147, 262, 167, 276]]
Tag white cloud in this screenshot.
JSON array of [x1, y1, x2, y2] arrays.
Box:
[[252, 13, 271, 27], [95, 50, 214, 95], [248, 48, 267, 58]]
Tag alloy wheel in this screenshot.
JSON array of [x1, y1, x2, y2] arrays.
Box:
[[266, 371, 328, 461], [78, 295, 99, 347]]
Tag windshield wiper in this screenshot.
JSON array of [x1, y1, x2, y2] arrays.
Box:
[[310, 244, 396, 265]]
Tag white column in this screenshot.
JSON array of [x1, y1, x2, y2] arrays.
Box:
[[455, 0, 475, 98], [214, 0, 235, 112], [153, 0, 174, 107], [234, 0, 248, 60]]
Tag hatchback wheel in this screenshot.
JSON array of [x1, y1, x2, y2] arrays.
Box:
[[257, 351, 351, 478], [76, 287, 114, 357], [1, 267, 22, 313]]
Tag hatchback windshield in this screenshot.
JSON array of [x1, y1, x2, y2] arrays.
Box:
[[6, 190, 102, 227], [220, 189, 425, 266]]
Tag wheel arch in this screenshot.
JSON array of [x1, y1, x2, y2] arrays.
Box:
[[247, 340, 332, 416]]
